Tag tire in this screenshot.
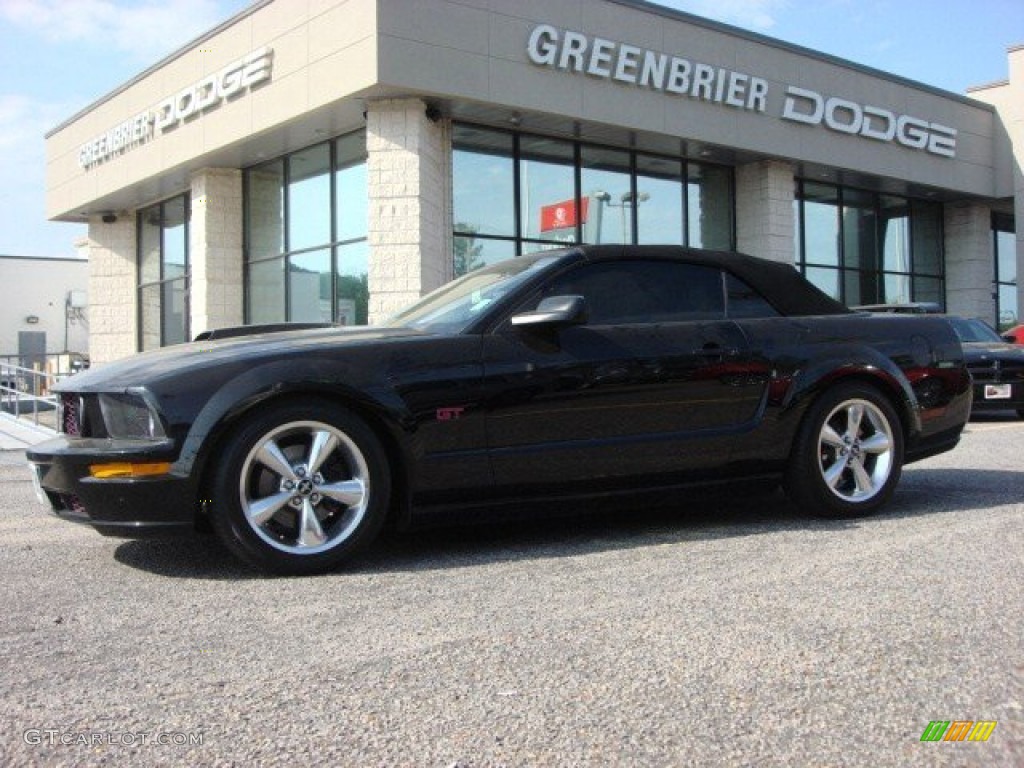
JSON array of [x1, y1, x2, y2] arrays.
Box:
[[1016, 409, 1024, 420], [209, 399, 391, 574], [784, 383, 904, 518]]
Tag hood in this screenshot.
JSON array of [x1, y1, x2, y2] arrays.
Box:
[[961, 340, 1024, 361], [56, 325, 428, 392]]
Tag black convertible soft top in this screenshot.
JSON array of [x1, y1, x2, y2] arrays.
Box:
[[565, 244, 851, 317]]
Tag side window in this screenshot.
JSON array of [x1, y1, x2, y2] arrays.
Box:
[[725, 273, 779, 319], [543, 260, 725, 324]]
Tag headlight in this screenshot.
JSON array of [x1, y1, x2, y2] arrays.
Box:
[[97, 392, 166, 439]]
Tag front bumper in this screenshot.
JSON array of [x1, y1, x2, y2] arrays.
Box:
[[26, 436, 197, 538], [970, 381, 1024, 413]]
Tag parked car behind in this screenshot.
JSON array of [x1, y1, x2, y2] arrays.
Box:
[[947, 316, 1024, 418]]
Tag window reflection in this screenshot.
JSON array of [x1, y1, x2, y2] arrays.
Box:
[[795, 181, 945, 308], [244, 130, 368, 325], [450, 123, 735, 273], [137, 194, 190, 350], [520, 135, 576, 244]]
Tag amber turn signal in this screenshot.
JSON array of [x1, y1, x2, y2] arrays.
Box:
[[88, 462, 172, 479]]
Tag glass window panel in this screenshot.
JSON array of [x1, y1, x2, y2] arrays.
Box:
[[139, 283, 162, 352], [801, 184, 840, 267], [882, 272, 911, 305], [248, 257, 285, 324], [162, 278, 188, 346], [998, 284, 1018, 331], [805, 267, 840, 301], [336, 241, 369, 326], [581, 146, 632, 245], [247, 159, 284, 261], [162, 196, 188, 278], [520, 135, 576, 243], [997, 229, 1016, 286], [335, 131, 368, 242], [913, 276, 944, 308], [545, 260, 724, 324], [880, 196, 911, 273], [636, 154, 684, 245], [453, 125, 515, 238], [911, 200, 943, 277], [288, 144, 331, 251], [139, 205, 161, 284], [841, 189, 876, 272], [727, 273, 779, 318], [454, 236, 517, 277], [687, 163, 732, 250], [792, 196, 802, 265], [288, 249, 332, 323], [844, 270, 879, 307]]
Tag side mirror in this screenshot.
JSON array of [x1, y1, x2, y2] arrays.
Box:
[[510, 295, 587, 328], [1002, 334, 1017, 344]]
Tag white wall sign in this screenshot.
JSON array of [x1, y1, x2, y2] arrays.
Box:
[[527, 25, 957, 158], [77, 47, 273, 170]]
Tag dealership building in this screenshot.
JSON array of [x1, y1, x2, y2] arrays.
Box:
[[45, 0, 1023, 363]]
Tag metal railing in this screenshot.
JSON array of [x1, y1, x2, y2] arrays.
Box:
[[0, 362, 64, 432]]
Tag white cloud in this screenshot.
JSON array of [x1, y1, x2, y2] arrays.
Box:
[[0, 0, 229, 59], [654, 0, 789, 31]]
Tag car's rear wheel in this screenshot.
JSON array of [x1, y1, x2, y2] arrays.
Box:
[[209, 400, 390, 574], [1016, 408, 1024, 420], [785, 383, 903, 518]]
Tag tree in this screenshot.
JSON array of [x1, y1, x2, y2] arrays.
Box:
[[454, 223, 485, 277]]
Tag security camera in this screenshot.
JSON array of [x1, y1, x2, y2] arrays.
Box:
[[101, 212, 117, 224]]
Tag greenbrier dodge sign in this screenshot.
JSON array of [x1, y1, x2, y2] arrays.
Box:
[[78, 48, 273, 170], [527, 25, 957, 158]]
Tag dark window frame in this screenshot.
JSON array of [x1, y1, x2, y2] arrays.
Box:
[[136, 193, 190, 350], [242, 129, 369, 326], [794, 179, 945, 308], [452, 122, 736, 275]]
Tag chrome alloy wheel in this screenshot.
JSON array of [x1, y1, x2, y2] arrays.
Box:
[[816, 398, 894, 503], [238, 420, 370, 555]]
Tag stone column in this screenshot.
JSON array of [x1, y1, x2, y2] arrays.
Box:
[[190, 168, 244, 336], [365, 98, 448, 323], [944, 202, 995, 320], [735, 160, 796, 265], [86, 213, 137, 364]]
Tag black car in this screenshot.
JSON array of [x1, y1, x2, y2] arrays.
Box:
[[27, 246, 972, 574], [947, 316, 1024, 418]]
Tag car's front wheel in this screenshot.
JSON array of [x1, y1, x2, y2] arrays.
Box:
[[209, 400, 390, 574], [785, 383, 904, 518]]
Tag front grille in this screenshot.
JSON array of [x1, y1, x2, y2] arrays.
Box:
[[61, 393, 80, 436], [967, 360, 1024, 385], [59, 494, 87, 515]]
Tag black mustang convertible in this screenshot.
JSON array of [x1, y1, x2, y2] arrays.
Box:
[[28, 246, 971, 573]]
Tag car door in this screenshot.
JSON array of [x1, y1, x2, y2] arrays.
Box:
[[481, 258, 767, 493]]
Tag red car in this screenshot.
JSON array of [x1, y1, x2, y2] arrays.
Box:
[[1002, 324, 1024, 344]]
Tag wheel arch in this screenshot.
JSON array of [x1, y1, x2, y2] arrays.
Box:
[[784, 356, 921, 443], [175, 367, 414, 531]]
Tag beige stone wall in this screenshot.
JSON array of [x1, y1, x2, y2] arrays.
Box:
[[85, 214, 137, 364], [366, 99, 448, 323], [735, 160, 795, 265], [944, 202, 995, 320], [190, 168, 243, 335]]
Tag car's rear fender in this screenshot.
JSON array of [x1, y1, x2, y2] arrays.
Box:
[[783, 346, 922, 440]]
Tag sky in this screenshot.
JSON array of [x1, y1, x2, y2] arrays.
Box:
[[0, 0, 1021, 258]]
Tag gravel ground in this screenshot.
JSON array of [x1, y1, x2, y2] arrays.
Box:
[[0, 417, 1021, 767]]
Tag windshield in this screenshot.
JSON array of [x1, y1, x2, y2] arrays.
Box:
[[948, 316, 1003, 343], [387, 253, 564, 333]]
